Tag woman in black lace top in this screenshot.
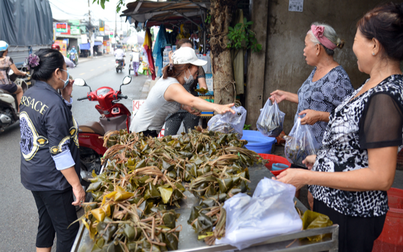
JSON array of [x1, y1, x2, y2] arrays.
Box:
[[277, 3, 403, 251]]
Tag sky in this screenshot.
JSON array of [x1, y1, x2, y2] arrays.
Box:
[[49, 0, 130, 32]]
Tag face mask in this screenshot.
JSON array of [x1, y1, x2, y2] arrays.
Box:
[[183, 69, 194, 84], [59, 69, 69, 88]]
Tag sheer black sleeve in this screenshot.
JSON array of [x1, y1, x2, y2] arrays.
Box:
[[359, 92, 403, 149]]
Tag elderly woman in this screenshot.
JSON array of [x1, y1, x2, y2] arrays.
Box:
[[277, 3, 403, 251], [130, 47, 234, 137], [19, 49, 85, 252], [271, 22, 354, 146]]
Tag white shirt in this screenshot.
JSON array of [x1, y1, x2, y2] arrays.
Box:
[[130, 77, 181, 133], [114, 49, 125, 60], [131, 52, 140, 62]]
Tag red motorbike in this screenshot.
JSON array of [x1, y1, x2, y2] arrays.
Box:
[[74, 76, 132, 189]]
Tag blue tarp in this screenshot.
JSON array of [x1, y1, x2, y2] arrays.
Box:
[[80, 43, 90, 50], [94, 41, 102, 46]]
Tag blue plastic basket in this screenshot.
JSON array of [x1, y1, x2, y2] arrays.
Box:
[[241, 130, 277, 154]]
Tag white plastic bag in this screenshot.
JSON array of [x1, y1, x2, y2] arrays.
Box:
[[284, 117, 320, 167], [208, 106, 247, 138], [215, 177, 302, 250], [256, 99, 285, 137]]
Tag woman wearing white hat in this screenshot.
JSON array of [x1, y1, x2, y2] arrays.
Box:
[[0, 40, 27, 112], [130, 47, 235, 137]]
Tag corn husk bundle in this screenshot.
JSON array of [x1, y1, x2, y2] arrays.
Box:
[[79, 127, 263, 250]]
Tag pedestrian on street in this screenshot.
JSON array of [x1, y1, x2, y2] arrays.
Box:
[[19, 48, 85, 252], [130, 47, 235, 137], [0, 40, 28, 112], [164, 39, 209, 136], [276, 3, 403, 251], [270, 22, 355, 209], [130, 47, 140, 76]]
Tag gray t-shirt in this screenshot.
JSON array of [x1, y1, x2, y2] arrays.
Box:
[[130, 77, 181, 133]]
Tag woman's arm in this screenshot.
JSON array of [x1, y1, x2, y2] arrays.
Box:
[[277, 146, 397, 191], [198, 77, 208, 90], [165, 83, 234, 114], [299, 109, 330, 125], [270, 90, 298, 104], [9, 64, 26, 76], [60, 167, 86, 206]]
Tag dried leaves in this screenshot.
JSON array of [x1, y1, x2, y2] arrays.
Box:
[[80, 127, 263, 250]]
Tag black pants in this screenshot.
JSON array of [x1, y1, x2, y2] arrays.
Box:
[[313, 199, 386, 252], [165, 112, 200, 136], [31, 188, 79, 252]]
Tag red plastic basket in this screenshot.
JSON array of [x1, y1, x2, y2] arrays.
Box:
[[258, 153, 291, 176]]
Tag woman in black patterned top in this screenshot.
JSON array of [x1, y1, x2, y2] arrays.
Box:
[[277, 3, 403, 251]]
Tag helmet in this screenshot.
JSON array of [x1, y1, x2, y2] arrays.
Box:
[[0, 40, 9, 51], [51, 43, 60, 50]]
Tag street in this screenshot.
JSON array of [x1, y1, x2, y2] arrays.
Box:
[[0, 53, 147, 251]]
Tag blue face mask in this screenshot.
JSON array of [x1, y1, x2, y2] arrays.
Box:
[[60, 69, 69, 89]]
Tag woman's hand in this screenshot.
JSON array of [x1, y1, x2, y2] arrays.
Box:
[[302, 155, 317, 170], [183, 105, 201, 116], [61, 79, 74, 102], [72, 185, 86, 206], [270, 90, 287, 103], [274, 168, 309, 190], [214, 103, 235, 114], [299, 110, 329, 125]]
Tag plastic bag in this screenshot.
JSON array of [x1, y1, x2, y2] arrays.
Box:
[[256, 99, 285, 137], [215, 177, 302, 250], [284, 117, 320, 167], [208, 106, 247, 138], [301, 210, 333, 242]]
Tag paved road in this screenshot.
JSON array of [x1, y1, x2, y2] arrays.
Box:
[[0, 54, 147, 251]]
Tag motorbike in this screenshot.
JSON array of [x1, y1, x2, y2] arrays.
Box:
[[74, 76, 132, 195], [115, 59, 124, 73], [0, 69, 29, 132], [69, 52, 78, 65]]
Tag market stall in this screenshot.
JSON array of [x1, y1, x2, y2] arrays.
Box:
[[72, 132, 338, 252]]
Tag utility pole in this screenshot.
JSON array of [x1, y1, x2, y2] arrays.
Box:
[[88, 0, 93, 57]]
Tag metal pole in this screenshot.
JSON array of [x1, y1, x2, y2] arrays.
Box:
[[88, 0, 93, 57]]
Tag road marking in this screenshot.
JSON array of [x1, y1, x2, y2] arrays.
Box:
[[98, 66, 101, 68], [80, 73, 85, 75], [91, 69, 94, 71]]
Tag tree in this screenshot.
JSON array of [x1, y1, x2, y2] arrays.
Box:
[[92, 0, 125, 12], [209, 0, 237, 104]]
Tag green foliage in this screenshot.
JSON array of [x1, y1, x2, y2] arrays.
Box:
[[227, 18, 262, 53], [92, 0, 125, 13], [243, 124, 251, 130]]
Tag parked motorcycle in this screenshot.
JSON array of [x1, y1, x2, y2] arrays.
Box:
[[115, 59, 124, 73], [0, 70, 29, 132], [74, 76, 132, 194]]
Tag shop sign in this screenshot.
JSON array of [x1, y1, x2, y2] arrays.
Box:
[[70, 26, 81, 35], [56, 23, 67, 33]]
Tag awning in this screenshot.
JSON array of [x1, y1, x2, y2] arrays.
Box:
[[94, 41, 103, 46], [121, 0, 210, 30], [79, 43, 90, 50]]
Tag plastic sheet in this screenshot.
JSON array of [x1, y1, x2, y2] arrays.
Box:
[[256, 99, 285, 137], [208, 106, 247, 138], [215, 177, 303, 250]]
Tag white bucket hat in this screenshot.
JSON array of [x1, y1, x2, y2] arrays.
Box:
[[171, 47, 207, 66]]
